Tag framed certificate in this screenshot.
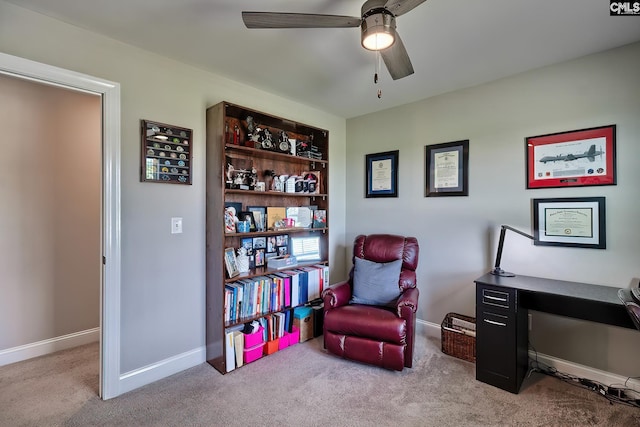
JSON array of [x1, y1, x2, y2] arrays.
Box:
[[366, 150, 398, 198], [425, 140, 469, 197], [526, 125, 616, 189], [533, 197, 606, 249]]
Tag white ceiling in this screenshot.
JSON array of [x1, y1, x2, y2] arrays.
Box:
[[8, 0, 640, 118]]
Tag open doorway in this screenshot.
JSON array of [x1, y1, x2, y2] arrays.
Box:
[[0, 73, 101, 368], [0, 52, 121, 399]]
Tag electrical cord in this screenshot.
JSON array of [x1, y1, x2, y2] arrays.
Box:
[[527, 341, 640, 408]]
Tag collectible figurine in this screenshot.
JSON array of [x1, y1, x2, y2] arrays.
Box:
[[236, 247, 250, 273]]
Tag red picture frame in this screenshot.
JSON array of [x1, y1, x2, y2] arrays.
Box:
[[526, 125, 616, 189]]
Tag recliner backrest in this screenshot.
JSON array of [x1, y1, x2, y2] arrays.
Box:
[[350, 234, 419, 291]]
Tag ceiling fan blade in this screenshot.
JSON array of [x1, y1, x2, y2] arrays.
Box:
[[380, 33, 414, 80], [384, 0, 428, 17], [242, 12, 361, 29]]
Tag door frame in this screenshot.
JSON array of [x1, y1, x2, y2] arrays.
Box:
[[0, 52, 121, 399]]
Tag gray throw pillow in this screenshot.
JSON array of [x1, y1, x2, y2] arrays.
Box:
[[351, 257, 402, 306]]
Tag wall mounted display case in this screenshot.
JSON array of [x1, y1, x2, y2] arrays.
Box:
[[140, 119, 192, 184]]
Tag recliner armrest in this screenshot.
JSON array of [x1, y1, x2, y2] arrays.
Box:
[[322, 280, 352, 309], [396, 287, 419, 316]]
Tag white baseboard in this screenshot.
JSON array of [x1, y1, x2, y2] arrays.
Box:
[[529, 350, 640, 395], [417, 318, 441, 338], [417, 318, 640, 393], [0, 327, 100, 367], [118, 346, 205, 396]]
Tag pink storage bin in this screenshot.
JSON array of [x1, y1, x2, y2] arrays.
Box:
[[288, 326, 300, 346], [278, 332, 291, 350], [244, 326, 264, 348], [243, 342, 265, 364]]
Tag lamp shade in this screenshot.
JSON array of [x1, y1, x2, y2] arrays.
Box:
[[361, 12, 396, 51]]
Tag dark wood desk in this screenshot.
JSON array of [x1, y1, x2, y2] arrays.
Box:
[[474, 273, 635, 394]]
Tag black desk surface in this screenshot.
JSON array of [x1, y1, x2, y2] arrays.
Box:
[[475, 273, 635, 330]]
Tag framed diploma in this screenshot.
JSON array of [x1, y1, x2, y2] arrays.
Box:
[[366, 150, 398, 198], [526, 125, 616, 189], [533, 197, 606, 249], [425, 140, 469, 197]]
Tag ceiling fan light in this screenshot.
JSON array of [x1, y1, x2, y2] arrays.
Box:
[[361, 11, 396, 51], [362, 31, 394, 51]]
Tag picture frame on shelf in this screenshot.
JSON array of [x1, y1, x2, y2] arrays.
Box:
[[240, 238, 254, 269], [276, 235, 289, 256], [239, 211, 257, 232], [302, 171, 321, 194], [224, 247, 240, 278], [255, 248, 266, 267], [247, 206, 266, 232], [425, 140, 469, 197], [267, 236, 277, 253], [266, 206, 287, 230], [366, 150, 398, 198], [526, 125, 616, 189], [532, 197, 606, 249], [252, 236, 266, 249], [286, 206, 312, 228], [313, 210, 327, 228]]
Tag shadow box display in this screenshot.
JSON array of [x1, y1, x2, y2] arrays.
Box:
[[140, 119, 193, 185]]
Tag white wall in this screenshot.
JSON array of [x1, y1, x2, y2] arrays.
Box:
[[345, 42, 640, 376], [0, 1, 347, 376], [0, 74, 101, 351]]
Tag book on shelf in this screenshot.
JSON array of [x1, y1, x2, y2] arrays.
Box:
[[313, 264, 329, 294], [299, 266, 321, 300], [225, 330, 235, 372], [291, 268, 309, 304], [233, 330, 244, 368], [283, 270, 300, 307]]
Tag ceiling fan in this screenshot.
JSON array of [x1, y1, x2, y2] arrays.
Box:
[[242, 0, 428, 81]]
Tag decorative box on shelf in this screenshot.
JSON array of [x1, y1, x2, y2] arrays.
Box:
[[267, 255, 297, 270]]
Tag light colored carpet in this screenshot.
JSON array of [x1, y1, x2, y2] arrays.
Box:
[[1, 333, 639, 426]]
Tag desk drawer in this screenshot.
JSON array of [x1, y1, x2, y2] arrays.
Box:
[[481, 288, 512, 310]]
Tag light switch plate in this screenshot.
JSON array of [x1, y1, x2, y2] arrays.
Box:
[[171, 217, 183, 234]]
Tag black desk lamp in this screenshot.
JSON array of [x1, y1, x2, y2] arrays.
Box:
[[491, 225, 536, 277]]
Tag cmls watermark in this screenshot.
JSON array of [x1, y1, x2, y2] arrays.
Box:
[[610, 1, 640, 15]]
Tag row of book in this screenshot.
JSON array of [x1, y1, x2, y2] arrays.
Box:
[[224, 264, 328, 323]]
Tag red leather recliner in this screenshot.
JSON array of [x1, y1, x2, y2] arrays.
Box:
[[322, 234, 419, 370]]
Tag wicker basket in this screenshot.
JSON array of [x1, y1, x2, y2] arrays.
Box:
[[441, 312, 476, 363]]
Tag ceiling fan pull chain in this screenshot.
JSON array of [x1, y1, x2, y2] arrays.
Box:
[[375, 51, 382, 98]]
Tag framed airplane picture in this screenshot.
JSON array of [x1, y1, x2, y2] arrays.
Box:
[[526, 125, 616, 189]]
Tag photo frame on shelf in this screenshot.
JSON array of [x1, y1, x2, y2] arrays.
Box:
[[239, 211, 257, 232], [252, 236, 266, 250], [313, 209, 327, 228], [302, 171, 321, 194], [425, 140, 469, 197], [526, 125, 616, 189], [254, 248, 266, 267], [140, 119, 193, 185], [224, 247, 240, 278], [365, 150, 398, 198], [532, 197, 606, 249], [247, 206, 266, 232]]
